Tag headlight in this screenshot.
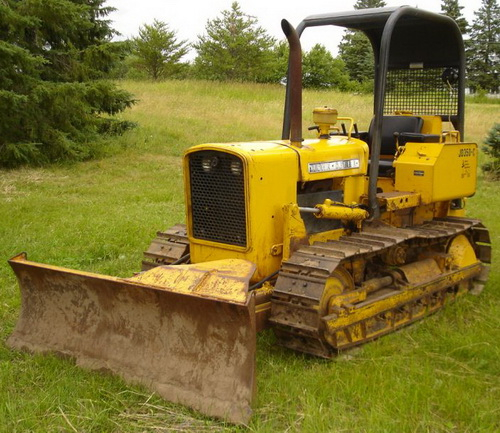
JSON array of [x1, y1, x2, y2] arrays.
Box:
[[201, 156, 218, 172], [230, 160, 243, 175]]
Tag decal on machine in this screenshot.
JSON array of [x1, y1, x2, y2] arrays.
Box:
[[459, 148, 475, 157], [308, 158, 360, 174]]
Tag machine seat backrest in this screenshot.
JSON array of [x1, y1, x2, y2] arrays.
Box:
[[369, 116, 424, 156]]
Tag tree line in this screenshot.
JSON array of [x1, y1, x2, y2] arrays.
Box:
[[124, 3, 356, 92], [126, 0, 500, 95], [0, 0, 499, 167]]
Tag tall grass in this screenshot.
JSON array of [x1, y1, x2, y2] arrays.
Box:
[[1, 80, 499, 432]]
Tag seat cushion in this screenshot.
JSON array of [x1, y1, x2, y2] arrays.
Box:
[[369, 116, 424, 155]]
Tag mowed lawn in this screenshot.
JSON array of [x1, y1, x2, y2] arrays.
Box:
[[1, 80, 499, 432]]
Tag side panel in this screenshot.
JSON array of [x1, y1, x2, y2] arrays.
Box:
[[434, 143, 477, 200], [297, 137, 369, 182], [394, 142, 477, 203]]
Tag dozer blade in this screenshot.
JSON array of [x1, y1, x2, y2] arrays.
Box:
[[7, 253, 257, 424]]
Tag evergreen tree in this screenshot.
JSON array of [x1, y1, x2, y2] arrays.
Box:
[[482, 122, 500, 176], [440, 0, 469, 33], [0, 0, 135, 167], [131, 20, 189, 80], [303, 44, 352, 90], [466, 0, 500, 93], [339, 31, 374, 86], [193, 2, 276, 82], [338, 0, 386, 88], [259, 40, 288, 84], [352, 0, 386, 7]]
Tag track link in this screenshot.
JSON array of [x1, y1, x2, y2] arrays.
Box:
[[270, 217, 491, 358], [142, 224, 190, 270]]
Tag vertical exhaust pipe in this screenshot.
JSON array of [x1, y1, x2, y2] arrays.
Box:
[[281, 19, 303, 147]]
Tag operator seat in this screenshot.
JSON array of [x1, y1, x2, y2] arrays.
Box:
[[368, 115, 424, 176], [369, 115, 424, 156]]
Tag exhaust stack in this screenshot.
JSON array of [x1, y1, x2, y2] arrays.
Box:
[[281, 19, 303, 147]]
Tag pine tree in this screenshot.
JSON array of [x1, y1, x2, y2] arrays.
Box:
[[193, 2, 276, 82], [0, 0, 135, 167], [338, 0, 386, 88], [482, 122, 500, 176], [259, 41, 288, 84], [132, 20, 189, 80], [440, 0, 469, 33], [466, 0, 500, 93], [352, 0, 386, 8], [303, 44, 353, 90]]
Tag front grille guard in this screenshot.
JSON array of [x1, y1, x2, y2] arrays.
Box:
[[188, 150, 247, 248]]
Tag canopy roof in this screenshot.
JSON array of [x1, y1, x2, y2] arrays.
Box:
[[297, 6, 464, 70]]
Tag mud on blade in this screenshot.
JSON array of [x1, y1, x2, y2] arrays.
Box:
[[7, 253, 256, 424]]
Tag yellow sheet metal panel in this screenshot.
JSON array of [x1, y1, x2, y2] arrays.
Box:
[[129, 259, 256, 304], [420, 115, 443, 135], [394, 142, 477, 204], [296, 136, 369, 182], [184, 142, 298, 282], [282, 203, 307, 261], [343, 175, 367, 204], [434, 143, 477, 199]]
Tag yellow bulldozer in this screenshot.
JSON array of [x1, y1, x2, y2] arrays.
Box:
[[7, 6, 491, 424]]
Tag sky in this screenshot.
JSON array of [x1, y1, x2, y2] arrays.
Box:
[[106, 0, 483, 59]]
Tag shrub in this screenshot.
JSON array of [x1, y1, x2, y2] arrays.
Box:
[[482, 122, 500, 178]]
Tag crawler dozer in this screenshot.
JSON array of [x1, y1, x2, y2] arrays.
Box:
[[7, 6, 491, 424]]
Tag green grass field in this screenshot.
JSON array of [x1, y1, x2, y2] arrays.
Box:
[[1, 80, 499, 432]]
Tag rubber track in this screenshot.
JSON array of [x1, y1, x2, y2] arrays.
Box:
[[270, 217, 491, 358]]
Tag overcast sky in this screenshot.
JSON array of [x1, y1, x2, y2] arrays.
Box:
[[106, 0, 482, 59]]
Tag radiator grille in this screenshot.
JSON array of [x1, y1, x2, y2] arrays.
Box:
[[188, 150, 247, 247]]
